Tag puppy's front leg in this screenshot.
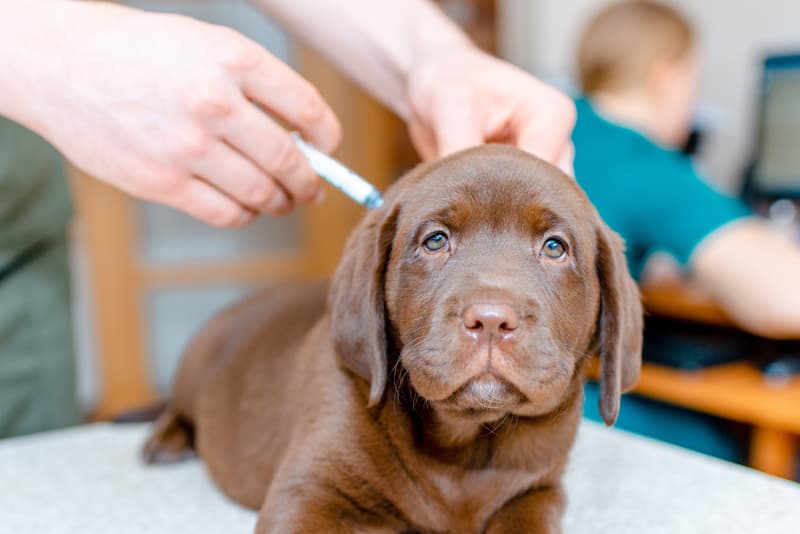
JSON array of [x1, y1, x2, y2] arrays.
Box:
[[254, 494, 400, 534], [256, 513, 396, 534], [255, 498, 356, 534], [483, 486, 565, 534]]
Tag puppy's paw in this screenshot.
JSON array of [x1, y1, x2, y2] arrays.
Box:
[[141, 410, 197, 465]]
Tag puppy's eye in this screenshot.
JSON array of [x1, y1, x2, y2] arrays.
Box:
[[542, 237, 567, 259], [423, 232, 449, 252]]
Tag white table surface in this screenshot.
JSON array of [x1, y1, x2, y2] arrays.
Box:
[[0, 421, 797, 534]]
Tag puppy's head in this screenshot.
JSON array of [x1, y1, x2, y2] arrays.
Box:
[[329, 145, 642, 426]]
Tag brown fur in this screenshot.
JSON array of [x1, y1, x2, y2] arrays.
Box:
[[143, 145, 643, 533]]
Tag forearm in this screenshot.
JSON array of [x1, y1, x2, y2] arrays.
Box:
[[0, 1, 65, 134], [253, 0, 474, 119], [692, 218, 800, 339]]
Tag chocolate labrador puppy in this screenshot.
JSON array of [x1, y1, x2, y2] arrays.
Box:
[[144, 145, 642, 533]]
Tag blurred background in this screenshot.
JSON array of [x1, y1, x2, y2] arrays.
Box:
[[4, 0, 800, 483]]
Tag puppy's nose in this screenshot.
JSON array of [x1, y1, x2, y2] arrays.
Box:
[[462, 303, 519, 340]]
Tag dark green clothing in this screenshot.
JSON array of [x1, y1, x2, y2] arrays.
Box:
[[0, 117, 78, 437], [572, 97, 751, 463], [572, 97, 750, 280]]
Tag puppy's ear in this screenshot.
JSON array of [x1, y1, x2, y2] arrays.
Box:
[[329, 204, 399, 407], [595, 223, 643, 425]]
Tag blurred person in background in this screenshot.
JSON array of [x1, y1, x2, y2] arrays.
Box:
[[0, 0, 574, 438], [572, 1, 800, 461]]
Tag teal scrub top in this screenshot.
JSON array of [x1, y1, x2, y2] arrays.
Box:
[[571, 97, 751, 280]]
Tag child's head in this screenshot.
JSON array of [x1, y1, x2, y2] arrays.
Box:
[[577, 1, 699, 146]]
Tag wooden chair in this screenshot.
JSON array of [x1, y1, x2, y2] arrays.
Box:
[[638, 282, 800, 479]]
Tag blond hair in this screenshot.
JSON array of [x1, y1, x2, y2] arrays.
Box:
[[577, 1, 694, 95]]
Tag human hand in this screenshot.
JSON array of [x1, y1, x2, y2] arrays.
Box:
[[7, 2, 340, 226], [406, 46, 575, 173]]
